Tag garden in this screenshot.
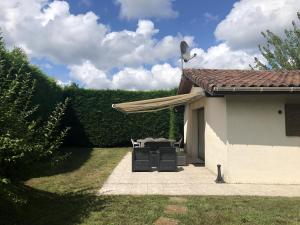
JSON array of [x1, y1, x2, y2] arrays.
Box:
[[0, 34, 300, 225]]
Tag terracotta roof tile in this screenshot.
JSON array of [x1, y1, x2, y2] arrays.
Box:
[[182, 69, 300, 94]]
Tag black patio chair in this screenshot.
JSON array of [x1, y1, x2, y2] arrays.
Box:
[[155, 138, 172, 148], [157, 141, 171, 147], [157, 147, 177, 172], [132, 147, 152, 172], [144, 142, 159, 167], [144, 141, 157, 149]]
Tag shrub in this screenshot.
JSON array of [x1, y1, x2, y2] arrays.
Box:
[[63, 87, 183, 147], [0, 40, 69, 179]]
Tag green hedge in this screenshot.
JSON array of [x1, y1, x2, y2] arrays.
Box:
[[3, 53, 183, 147], [30, 66, 64, 120], [0, 38, 184, 148], [26, 68, 184, 147], [63, 87, 183, 147]]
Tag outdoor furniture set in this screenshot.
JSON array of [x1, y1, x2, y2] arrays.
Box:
[[131, 137, 185, 172]]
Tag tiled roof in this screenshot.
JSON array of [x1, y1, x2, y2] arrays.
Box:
[[180, 69, 300, 94]]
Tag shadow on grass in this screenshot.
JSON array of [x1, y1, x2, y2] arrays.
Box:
[[23, 147, 93, 180], [0, 182, 107, 225]]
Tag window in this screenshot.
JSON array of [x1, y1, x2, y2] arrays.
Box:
[[285, 104, 300, 136]]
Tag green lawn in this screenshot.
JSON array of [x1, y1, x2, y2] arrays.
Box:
[[1, 147, 300, 225]]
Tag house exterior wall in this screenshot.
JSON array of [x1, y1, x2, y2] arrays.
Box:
[[184, 93, 300, 184], [226, 95, 300, 184], [184, 91, 228, 176], [183, 95, 205, 163], [203, 97, 228, 176]]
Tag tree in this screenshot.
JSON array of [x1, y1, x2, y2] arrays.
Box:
[[0, 37, 69, 179], [253, 12, 300, 70]]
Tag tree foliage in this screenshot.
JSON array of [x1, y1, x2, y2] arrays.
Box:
[[0, 37, 69, 179], [253, 12, 300, 70]]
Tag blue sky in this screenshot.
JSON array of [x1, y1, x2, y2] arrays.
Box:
[[66, 0, 236, 49], [0, 0, 299, 89], [32, 0, 237, 84]]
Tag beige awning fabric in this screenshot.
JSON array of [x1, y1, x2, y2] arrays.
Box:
[[112, 91, 203, 113]]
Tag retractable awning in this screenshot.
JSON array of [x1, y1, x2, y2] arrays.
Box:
[[112, 91, 203, 113]]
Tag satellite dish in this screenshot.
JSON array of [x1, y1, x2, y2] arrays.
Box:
[[180, 41, 197, 69], [180, 41, 190, 62]]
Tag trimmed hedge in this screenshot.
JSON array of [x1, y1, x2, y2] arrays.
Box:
[[27, 72, 183, 147], [30, 66, 64, 120], [7, 57, 183, 147], [63, 87, 183, 147], [0, 38, 184, 148]]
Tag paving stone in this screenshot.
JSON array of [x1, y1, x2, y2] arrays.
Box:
[[154, 217, 179, 225], [164, 205, 187, 214], [99, 152, 300, 196], [169, 197, 188, 204]]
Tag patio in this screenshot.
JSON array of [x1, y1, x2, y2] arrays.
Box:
[[98, 152, 300, 196]]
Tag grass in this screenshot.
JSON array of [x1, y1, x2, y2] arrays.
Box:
[[1, 147, 300, 225], [173, 196, 300, 225], [25, 147, 127, 193]]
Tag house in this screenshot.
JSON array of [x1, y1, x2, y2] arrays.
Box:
[[113, 68, 300, 184], [178, 69, 300, 184]]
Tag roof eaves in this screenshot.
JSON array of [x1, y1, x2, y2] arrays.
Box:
[[213, 86, 300, 93], [182, 71, 215, 95]]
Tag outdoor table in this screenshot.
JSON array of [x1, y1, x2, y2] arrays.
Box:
[[137, 138, 176, 147], [135, 138, 176, 168], [137, 137, 155, 147], [156, 138, 176, 146]]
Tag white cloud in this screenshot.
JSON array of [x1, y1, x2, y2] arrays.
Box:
[[69, 61, 181, 90], [0, 0, 108, 65], [115, 0, 178, 20], [69, 43, 261, 90], [186, 44, 260, 69], [215, 0, 300, 50], [0, 0, 288, 90], [112, 63, 181, 90], [0, 1, 189, 71], [56, 79, 72, 87], [69, 61, 112, 89]]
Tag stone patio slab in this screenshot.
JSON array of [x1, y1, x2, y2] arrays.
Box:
[[98, 152, 300, 196], [154, 217, 179, 225], [164, 205, 187, 214]]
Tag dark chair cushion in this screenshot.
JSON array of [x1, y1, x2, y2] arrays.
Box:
[[135, 150, 150, 160], [133, 160, 151, 171], [160, 151, 176, 160], [158, 147, 177, 172], [157, 141, 171, 147], [132, 147, 151, 172], [159, 160, 176, 171], [144, 141, 158, 149]]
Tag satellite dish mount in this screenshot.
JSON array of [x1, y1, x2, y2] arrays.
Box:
[[180, 41, 197, 70]]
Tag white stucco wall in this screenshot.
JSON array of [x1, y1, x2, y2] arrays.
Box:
[[204, 98, 228, 176], [184, 93, 228, 176], [226, 95, 300, 184], [184, 93, 300, 184], [183, 95, 205, 163]]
